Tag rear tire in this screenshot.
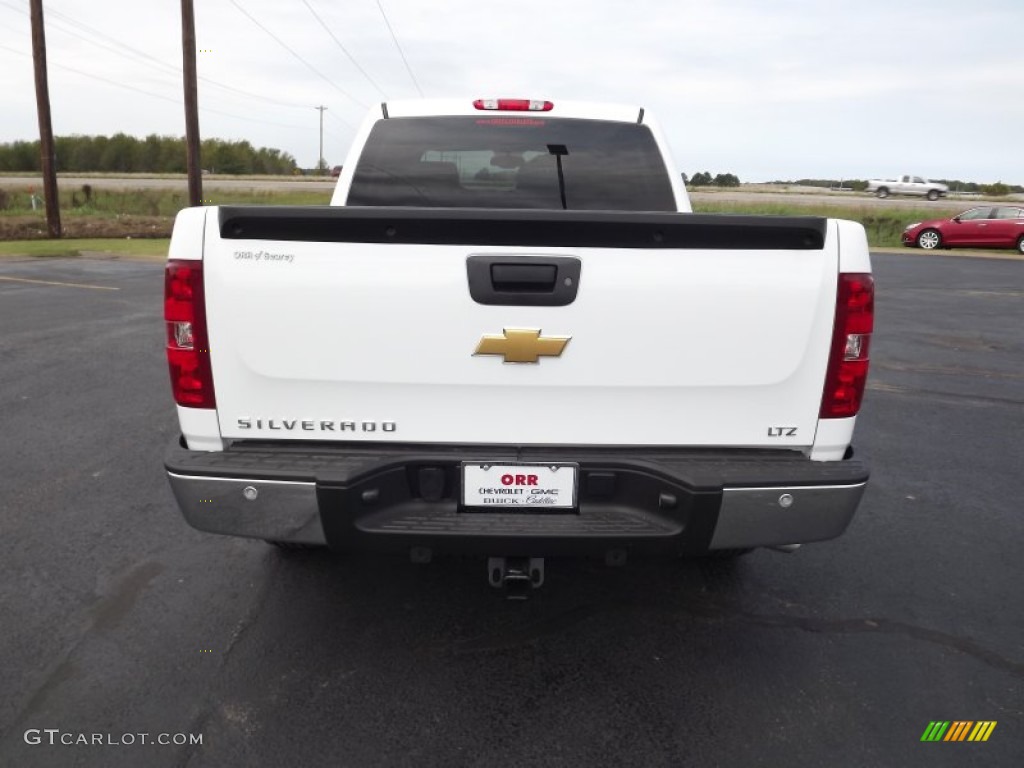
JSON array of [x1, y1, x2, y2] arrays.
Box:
[[1017, 236, 1024, 255], [876, 187, 889, 198], [917, 229, 941, 250], [926, 189, 940, 201]]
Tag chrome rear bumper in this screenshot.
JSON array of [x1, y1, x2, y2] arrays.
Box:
[[166, 439, 867, 552], [167, 473, 325, 545], [709, 483, 865, 550]]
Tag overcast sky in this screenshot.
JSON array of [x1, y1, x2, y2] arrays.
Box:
[[1, 0, 1021, 183]]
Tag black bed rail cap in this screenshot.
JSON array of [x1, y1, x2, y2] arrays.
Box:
[[217, 206, 828, 250]]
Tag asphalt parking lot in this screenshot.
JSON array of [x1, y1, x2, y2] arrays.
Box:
[[0, 253, 1021, 767]]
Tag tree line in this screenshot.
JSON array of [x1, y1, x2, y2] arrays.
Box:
[[685, 171, 740, 187], [0, 134, 298, 175]]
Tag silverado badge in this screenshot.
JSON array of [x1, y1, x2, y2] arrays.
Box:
[[474, 328, 571, 364]]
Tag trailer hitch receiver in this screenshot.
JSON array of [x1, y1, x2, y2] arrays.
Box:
[[488, 557, 545, 599]]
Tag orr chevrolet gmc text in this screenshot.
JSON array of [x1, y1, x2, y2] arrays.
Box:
[[164, 98, 873, 592]]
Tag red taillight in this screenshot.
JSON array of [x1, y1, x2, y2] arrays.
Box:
[[473, 98, 553, 112], [165, 260, 215, 409], [820, 273, 873, 418]]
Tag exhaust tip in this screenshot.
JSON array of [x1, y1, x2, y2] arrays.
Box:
[[768, 544, 802, 554]]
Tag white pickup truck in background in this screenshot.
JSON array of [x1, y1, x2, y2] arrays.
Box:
[[867, 175, 948, 200], [163, 98, 873, 593]]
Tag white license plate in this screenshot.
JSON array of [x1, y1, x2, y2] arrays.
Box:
[[462, 463, 577, 509]]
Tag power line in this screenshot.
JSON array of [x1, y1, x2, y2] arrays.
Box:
[[199, 77, 331, 114], [2, 0, 185, 83], [325, 128, 348, 147], [199, 105, 307, 132], [0, 0, 318, 113], [1, 3, 358, 144], [48, 12, 313, 110], [301, 0, 388, 99], [0, 43, 312, 131], [45, 4, 179, 74], [0, 43, 180, 105], [326, 109, 359, 133], [227, 0, 367, 109], [374, 0, 423, 97]]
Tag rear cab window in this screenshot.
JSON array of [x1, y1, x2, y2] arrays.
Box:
[[346, 116, 676, 211]]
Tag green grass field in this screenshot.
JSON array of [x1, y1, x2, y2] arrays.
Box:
[[691, 200, 964, 248], [0, 238, 169, 259], [0, 186, 330, 217], [0, 183, 975, 252]]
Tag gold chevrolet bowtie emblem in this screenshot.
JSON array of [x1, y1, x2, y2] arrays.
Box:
[[474, 328, 571, 363]]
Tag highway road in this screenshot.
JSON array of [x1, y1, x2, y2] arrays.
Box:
[[1, 174, 1013, 211], [0, 253, 1021, 767]]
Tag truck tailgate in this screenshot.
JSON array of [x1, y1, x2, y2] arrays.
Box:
[[203, 207, 838, 448]]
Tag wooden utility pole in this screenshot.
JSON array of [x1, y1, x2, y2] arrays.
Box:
[[30, 0, 61, 238], [181, 0, 202, 206], [315, 105, 327, 173]]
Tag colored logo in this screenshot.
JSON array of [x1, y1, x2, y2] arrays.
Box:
[[921, 721, 996, 742], [474, 328, 570, 364]]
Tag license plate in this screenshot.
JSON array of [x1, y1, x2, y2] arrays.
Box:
[[462, 463, 577, 509]]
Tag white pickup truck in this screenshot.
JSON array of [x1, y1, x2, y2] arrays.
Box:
[[164, 98, 873, 591], [866, 175, 948, 200]]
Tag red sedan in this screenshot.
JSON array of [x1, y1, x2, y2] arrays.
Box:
[[903, 205, 1024, 253]]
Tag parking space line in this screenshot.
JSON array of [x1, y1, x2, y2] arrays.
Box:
[[0, 276, 119, 291]]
